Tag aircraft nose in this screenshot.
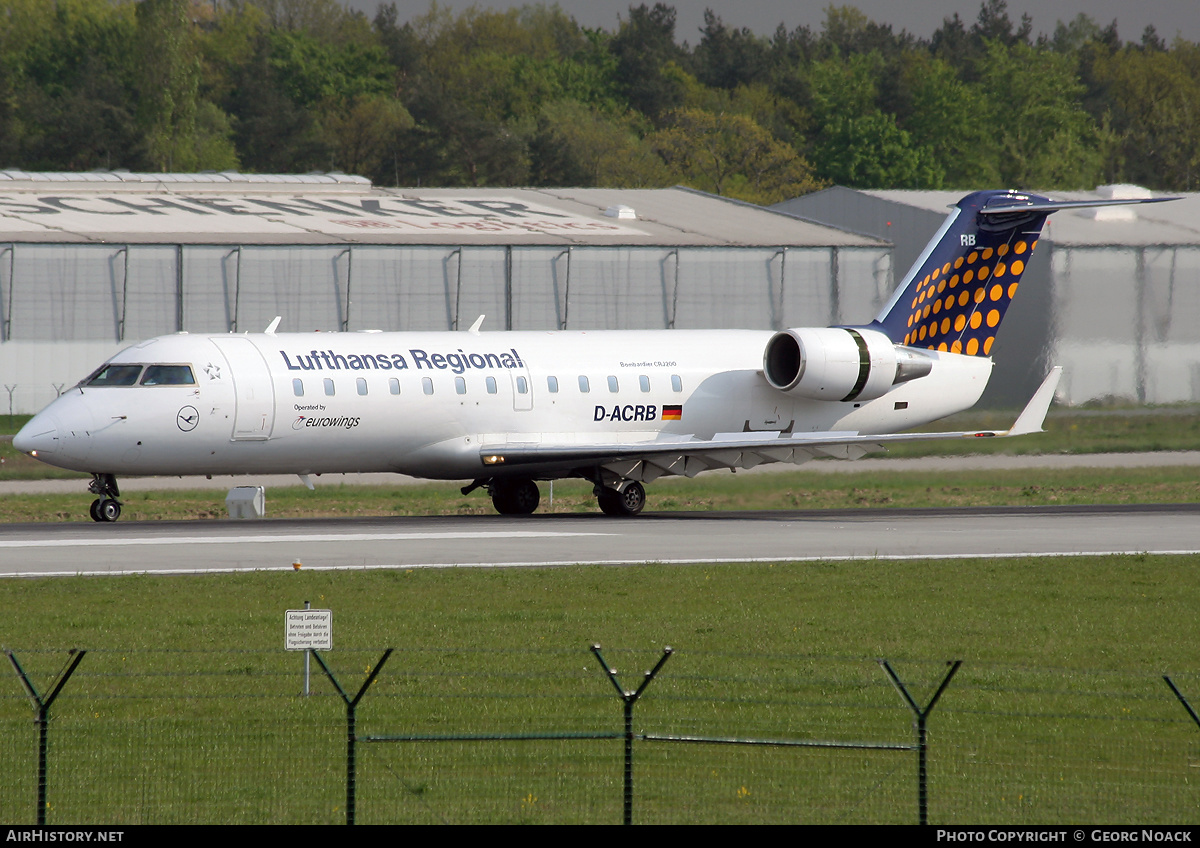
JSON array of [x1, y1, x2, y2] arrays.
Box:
[[13, 415, 60, 455]]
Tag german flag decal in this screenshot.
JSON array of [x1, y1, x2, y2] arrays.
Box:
[[662, 404, 682, 420]]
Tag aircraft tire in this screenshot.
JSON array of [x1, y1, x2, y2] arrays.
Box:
[[492, 479, 540, 515], [597, 481, 645, 517], [90, 496, 122, 522]]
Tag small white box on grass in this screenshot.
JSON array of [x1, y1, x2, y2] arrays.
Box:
[[226, 486, 265, 519]]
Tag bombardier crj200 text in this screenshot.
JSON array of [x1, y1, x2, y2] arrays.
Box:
[[14, 190, 1174, 521]]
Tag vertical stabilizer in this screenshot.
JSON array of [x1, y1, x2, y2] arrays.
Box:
[[869, 190, 1050, 357], [867, 189, 1177, 358]]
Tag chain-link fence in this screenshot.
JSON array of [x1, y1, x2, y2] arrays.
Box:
[[2, 647, 1197, 824]]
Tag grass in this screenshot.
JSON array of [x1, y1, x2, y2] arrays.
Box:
[[892, 403, 1200, 456], [1, 464, 1198, 522], [1, 556, 1199, 823], [2, 555, 1196, 665], [2, 406, 1198, 821]]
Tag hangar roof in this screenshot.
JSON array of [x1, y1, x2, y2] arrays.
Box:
[[0, 171, 884, 249], [854, 187, 1200, 247]]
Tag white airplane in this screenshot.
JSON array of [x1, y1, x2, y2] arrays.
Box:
[[13, 190, 1172, 521]]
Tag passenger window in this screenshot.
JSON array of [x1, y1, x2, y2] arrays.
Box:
[[486, 376, 497, 394], [324, 378, 335, 396], [608, 376, 618, 392], [547, 376, 559, 393], [455, 376, 467, 395], [639, 375, 650, 392], [422, 377, 434, 395], [85, 364, 143, 387], [293, 379, 304, 397], [389, 378, 400, 395], [357, 377, 368, 396], [671, 375, 683, 392], [578, 376, 590, 393], [141, 365, 196, 386], [516, 376, 528, 394]]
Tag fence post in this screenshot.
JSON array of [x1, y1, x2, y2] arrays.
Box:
[[591, 644, 673, 825], [6, 649, 86, 825], [1164, 676, 1200, 730], [311, 648, 393, 825], [879, 659, 961, 826]]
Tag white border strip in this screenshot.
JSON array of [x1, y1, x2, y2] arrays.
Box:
[[0, 530, 611, 549], [4, 549, 1198, 579]]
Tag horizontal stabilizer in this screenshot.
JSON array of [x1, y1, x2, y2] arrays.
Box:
[[978, 197, 1179, 216]]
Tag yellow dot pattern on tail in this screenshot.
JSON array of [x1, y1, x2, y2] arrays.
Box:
[[901, 238, 1038, 355]]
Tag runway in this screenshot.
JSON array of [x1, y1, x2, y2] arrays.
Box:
[[1, 504, 1198, 578]]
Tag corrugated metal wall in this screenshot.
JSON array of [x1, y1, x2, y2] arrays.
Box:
[[1052, 245, 1200, 404], [0, 243, 891, 414]]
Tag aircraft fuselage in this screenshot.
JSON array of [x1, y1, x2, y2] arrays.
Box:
[[16, 328, 990, 480]]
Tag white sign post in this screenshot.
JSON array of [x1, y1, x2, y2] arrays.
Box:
[[287, 605, 332, 696]]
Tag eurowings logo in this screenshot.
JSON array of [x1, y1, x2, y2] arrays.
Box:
[[293, 415, 361, 430]]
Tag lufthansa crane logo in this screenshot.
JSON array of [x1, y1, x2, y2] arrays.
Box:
[[177, 406, 199, 432]]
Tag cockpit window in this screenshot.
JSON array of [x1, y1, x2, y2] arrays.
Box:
[[141, 365, 196, 386], [84, 364, 144, 387]]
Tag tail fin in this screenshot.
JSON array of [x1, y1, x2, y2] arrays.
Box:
[[867, 190, 1174, 357]]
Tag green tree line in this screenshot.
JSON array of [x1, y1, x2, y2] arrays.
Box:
[[1, 0, 1197, 203]]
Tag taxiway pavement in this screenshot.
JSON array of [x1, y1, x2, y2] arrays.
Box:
[[1, 504, 1197, 578]]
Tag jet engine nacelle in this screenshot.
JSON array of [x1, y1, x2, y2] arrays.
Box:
[[762, 327, 931, 402]]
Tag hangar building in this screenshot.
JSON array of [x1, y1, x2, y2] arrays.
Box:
[[0, 171, 889, 415], [775, 186, 1200, 406]]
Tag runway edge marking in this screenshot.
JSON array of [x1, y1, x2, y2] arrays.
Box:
[[4, 549, 1199, 579]]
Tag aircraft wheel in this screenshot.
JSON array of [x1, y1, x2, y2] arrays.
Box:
[[89, 499, 103, 522], [597, 481, 645, 517], [491, 479, 540, 515], [96, 499, 122, 523], [597, 491, 621, 516]]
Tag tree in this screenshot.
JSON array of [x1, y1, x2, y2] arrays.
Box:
[[650, 108, 823, 203], [319, 94, 412, 181], [932, 1, 1033, 80], [975, 40, 1103, 188], [1091, 46, 1200, 190], [897, 52, 999, 187], [971, 0, 1032, 48], [818, 5, 914, 60], [692, 11, 770, 90], [226, 30, 325, 172], [530, 100, 669, 187], [608, 3, 686, 121], [805, 54, 942, 188], [135, 0, 237, 171], [235, 0, 373, 46], [7, 0, 145, 170]]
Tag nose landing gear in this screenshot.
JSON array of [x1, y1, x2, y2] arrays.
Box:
[[88, 473, 122, 522]]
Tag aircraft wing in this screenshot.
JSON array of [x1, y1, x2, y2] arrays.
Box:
[[478, 367, 1062, 482]]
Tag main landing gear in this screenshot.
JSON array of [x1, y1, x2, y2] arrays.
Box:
[[464, 476, 647, 517], [88, 473, 122, 522], [597, 480, 645, 517]]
